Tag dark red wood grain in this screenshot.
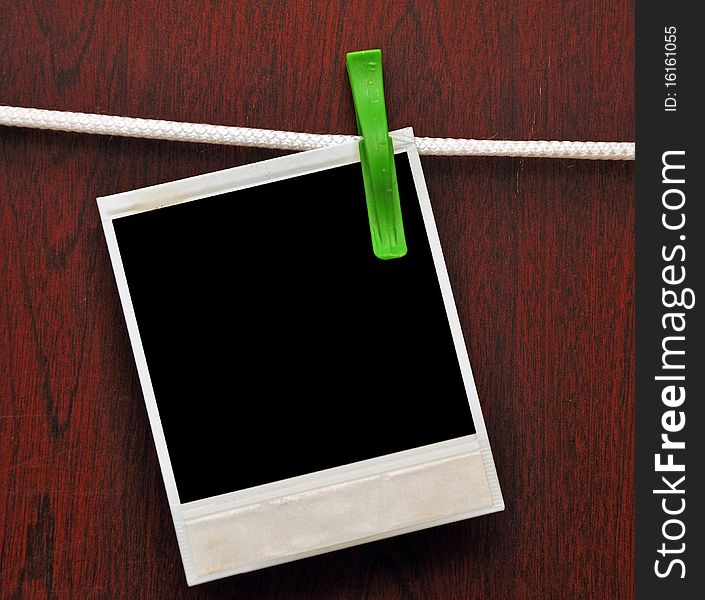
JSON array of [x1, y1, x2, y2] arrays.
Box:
[[0, 1, 634, 598]]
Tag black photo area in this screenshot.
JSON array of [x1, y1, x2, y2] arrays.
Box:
[[113, 153, 476, 503]]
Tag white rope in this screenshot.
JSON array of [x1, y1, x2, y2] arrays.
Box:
[[0, 105, 634, 160]]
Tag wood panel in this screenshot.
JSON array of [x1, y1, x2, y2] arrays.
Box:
[[0, 1, 634, 598]]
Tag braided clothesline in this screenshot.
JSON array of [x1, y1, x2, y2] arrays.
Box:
[[0, 105, 635, 160]]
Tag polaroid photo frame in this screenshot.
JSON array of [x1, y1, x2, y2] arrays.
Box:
[[98, 128, 504, 585]]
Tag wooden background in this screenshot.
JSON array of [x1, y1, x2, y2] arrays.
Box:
[[0, 1, 634, 598]]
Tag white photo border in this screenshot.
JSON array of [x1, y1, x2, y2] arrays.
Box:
[[98, 128, 504, 585]]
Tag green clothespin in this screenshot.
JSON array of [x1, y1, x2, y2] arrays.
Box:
[[346, 49, 407, 260]]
